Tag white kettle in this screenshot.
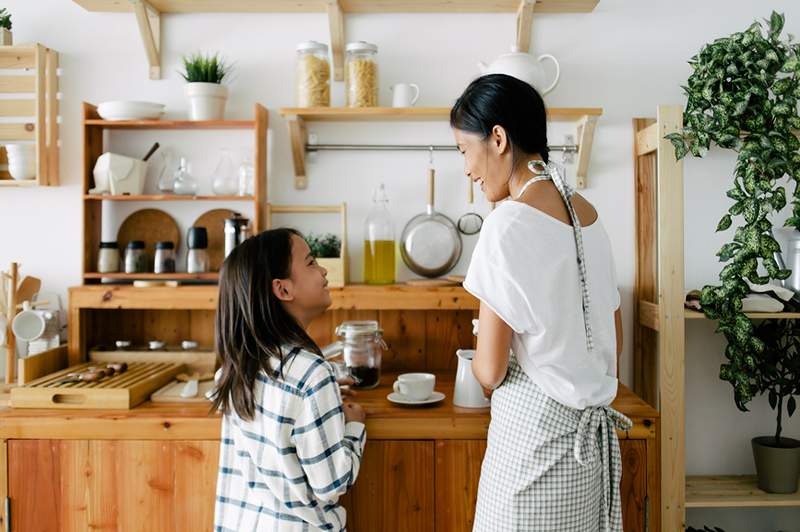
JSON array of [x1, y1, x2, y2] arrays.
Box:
[[454, 349, 491, 408], [477, 45, 560, 95]]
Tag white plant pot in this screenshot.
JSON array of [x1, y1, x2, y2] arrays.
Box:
[[184, 82, 228, 121], [5, 143, 36, 180]]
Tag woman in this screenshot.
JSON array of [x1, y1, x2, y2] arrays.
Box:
[[452, 74, 630, 532]]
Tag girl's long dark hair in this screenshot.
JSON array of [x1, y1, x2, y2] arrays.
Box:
[[211, 228, 322, 420], [450, 73, 549, 165]]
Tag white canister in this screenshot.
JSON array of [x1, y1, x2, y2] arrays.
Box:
[[93, 153, 148, 196], [185, 82, 228, 121]]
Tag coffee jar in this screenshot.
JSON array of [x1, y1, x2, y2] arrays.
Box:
[[335, 320, 386, 389]]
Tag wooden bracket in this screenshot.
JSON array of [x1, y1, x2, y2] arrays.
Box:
[[131, 0, 161, 80], [326, 0, 345, 82], [516, 0, 536, 52], [575, 115, 597, 189], [287, 116, 309, 189]]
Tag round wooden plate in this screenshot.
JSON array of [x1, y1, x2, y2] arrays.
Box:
[[117, 209, 180, 265], [193, 209, 237, 272]]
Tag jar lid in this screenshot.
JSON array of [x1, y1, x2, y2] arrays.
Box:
[[187, 226, 209, 249], [181, 340, 199, 350], [127, 240, 145, 249], [346, 41, 378, 53], [148, 340, 165, 350], [336, 320, 382, 338], [115, 340, 131, 349], [297, 40, 329, 53], [100, 241, 118, 249], [156, 241, 175, 250]]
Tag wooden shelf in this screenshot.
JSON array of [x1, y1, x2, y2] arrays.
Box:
[[83, 273, 219, 281], [0, 180, 38, 188], [280, 107, 602, 189], [84, 119, 255, 129], [83, 194, 255, 202], [684, 308, 800, 320], [686, 475, 800, 508], [279, 107, 601, 122], [69, 284, 478, 311]]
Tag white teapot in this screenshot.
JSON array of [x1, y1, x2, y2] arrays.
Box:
[[477, 45, 560, 95]]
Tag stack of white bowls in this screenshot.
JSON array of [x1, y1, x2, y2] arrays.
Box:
[[5, 143, 36, 180]]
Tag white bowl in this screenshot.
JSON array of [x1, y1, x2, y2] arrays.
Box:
[[97, 101, 165, 121], [5, 143, 36, 180]]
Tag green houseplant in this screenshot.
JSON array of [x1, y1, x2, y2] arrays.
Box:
[[665, 11, 800, 492], [0, 8, 12, 45], [305, 233, 345, 288], [180, 52, 231, 121]]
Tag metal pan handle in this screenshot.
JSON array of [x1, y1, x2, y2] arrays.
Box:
[[428, 168, 435, 208], [467, 175, 473, 204]]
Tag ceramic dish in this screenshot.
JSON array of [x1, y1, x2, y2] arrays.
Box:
[[97, 101, 165, 121], [387, 391, 445, 406]]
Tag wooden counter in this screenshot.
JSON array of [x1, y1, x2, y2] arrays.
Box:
[[0, 373, 659, 532]]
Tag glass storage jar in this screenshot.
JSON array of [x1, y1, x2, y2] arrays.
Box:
[[345, 41, 378, 107], [124, 241, 147, 274], [296, 40, 331, 107], [97, 241, 120, 273], [335, 320, 386, 389]]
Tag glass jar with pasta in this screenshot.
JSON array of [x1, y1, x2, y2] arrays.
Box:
[[345, 41, 379, 107], [296, 41, 330, 107]]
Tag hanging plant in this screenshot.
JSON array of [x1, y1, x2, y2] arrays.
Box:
[[666, 11, 800, 410]]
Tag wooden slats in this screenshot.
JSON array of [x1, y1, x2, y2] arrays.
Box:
[[686, 475, 800, 508], [636, 122, 659, 155], [0, 99, 35, 116], [0, 47, 35, 69], [0, 123, 35, 140], [0, 76, 36, 93]]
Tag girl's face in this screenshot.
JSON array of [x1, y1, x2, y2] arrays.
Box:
[[454, 126, 512, 202], [273, 234, 331, 324]]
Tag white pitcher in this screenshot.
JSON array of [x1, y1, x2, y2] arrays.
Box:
[[454, 349, 491, 408], [477, 45, 560, 95]]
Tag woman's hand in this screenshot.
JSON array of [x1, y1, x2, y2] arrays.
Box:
[[481, 385, 494, 399], [343, 401, 366, 424], [336, 377, 358, 399]]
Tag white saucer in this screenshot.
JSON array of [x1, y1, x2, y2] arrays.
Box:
[[387, 391, 445, 406]]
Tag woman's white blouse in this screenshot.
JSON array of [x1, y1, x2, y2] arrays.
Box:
[[464, 200, 620, 409]]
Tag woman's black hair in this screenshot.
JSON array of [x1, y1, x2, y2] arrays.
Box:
[[211, 228, 323, 420], [450, 73, 549, 165]]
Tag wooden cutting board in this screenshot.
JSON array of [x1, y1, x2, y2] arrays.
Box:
[[10, 361, 184, 409], [193, 208, 237, 271]]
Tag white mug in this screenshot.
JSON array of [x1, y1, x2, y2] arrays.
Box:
[[391, 83, 420, 108], [393, 372, 435, 401], [11, 301, 55, 342]]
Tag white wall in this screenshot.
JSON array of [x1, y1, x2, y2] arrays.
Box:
[[1, 1, 799, 529]]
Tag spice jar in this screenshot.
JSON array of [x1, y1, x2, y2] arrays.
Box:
[[187, 227, 209, 274], [345, 41, 378, 107], [124, 241, 147, 274], [97, 241, 120, 273], [296, 41, 331, 107], [335, 320, 386, 389], [154, 241, 176, 274]]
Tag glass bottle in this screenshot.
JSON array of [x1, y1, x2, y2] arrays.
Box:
[[154, 241, 176, 274], [363, 184, 395, 284], [173, 157, 198, 196], [124, 241, 147, 273], [211, 149, 238, 196], [156, 148, 175, 193], [238, 154, 255, 196], [187, 227, 210, 274]]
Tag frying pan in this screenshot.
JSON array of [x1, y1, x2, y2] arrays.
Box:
[[400, 168, 462, 277]]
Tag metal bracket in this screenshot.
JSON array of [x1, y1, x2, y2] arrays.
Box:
[[561, 134, 576, 164]]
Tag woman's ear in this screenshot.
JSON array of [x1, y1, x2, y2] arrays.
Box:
[[491, 125, 509, 155], [272, 278, 294, 302]]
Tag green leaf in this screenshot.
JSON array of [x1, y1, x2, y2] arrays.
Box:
[[769, 11, 785, 40], [788, 396, 797, 417], [717, 214, 733, 232], [769, 390, 778, 409], [664, 132, 689, 160]]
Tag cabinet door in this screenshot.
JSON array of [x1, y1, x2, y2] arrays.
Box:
[[435, 440, 487, 532], [341, 440, 435, 532], [8, 439, 219, 532], [619, 439, 648, 532]]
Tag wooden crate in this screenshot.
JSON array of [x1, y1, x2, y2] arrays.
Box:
[[0, 43, 59, 187], [10, 361, 183, 409]]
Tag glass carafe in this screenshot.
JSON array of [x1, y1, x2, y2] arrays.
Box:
[[211, 149, 238, 196], [336, 320, 386, 389], [173, 157, 198, 196], [364, 183, 395, 284]]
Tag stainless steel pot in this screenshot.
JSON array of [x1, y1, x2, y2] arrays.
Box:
[[400, 169, 462, 277]]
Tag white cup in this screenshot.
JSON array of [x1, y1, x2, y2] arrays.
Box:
[[0, 316, 7, 346], [5, 143, 36, 180], [391, 83, 420, 108], [11, 302, 47, 342], [393, 372, 435, 401]]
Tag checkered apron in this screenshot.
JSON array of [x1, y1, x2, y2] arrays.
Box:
[[472, 162, 632, 532]]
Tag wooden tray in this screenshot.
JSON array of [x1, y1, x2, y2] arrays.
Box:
[[89, 348, 217, 374], [10, 361, 184, 409]]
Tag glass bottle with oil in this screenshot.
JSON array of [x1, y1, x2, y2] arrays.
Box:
[[364, 184, 396, 284]]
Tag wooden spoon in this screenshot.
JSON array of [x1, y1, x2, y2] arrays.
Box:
[[15, 276, 41, 304]]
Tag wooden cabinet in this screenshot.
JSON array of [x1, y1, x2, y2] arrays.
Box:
[[6, 437, 652, 532]]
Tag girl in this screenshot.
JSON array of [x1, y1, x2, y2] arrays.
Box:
[[212, 228, 366, 532], [452, 74, 631, 531]]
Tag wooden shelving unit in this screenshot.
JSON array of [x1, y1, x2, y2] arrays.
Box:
[[81, 102, 268, 285], [686, 475, 800, 508], [0, 44, 59, 187], [279, 106, 602, 189], [73, 0, 598, 80], [684, 308, 800, 320]]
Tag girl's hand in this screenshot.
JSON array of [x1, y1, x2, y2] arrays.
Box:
[[482, 385, 494, 399], [344, 402, 366, 424], [336, 377, 358, 398]]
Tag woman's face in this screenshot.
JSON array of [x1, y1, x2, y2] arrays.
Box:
[[454, 126, 512, 202], [279, 234, 331, 320]]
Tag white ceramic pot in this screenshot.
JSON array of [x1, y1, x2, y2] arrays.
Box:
[[478, 45, 561, 95], [184, 82, 228, 121], [5, 143, 36, 180]]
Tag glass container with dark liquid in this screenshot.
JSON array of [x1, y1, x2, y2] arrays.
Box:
[[335, 320, 386, 389]]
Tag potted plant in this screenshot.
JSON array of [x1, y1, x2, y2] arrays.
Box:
[[751, 319, 800, 493], [0, 8, 12, 46], [305, 233, 345, 288], [180, 52, 230, 121], [665, 11, 800, 490]]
